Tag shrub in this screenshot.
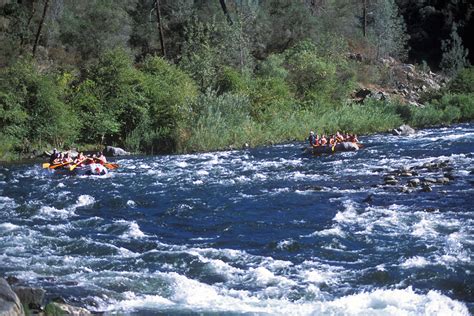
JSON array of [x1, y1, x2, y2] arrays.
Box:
[[0, 58, 79, 150], [449, 67, 474, 94]]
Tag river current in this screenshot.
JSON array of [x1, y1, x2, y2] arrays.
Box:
[[0, 124, 473, 315]]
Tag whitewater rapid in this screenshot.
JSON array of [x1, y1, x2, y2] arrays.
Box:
[[0, 124, 473, 315]]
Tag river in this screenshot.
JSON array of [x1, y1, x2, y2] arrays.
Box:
[[0, 124, 473, 315]]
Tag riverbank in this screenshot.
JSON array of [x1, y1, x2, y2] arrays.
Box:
[[1, 54, 472, 162]]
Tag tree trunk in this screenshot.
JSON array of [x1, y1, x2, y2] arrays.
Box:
[[219, 0, 233, 25], [32, 0, 49, 57], [363, 0, 367, 37], [154, 0, 166, 58], [20, 0, 36, 48]]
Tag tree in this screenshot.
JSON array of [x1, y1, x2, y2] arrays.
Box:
[[440, 23, 469, 77], [153, 0, 166, 57], [32, 0, 49, 57], [370, 0, 409, 60], [58, 0, 134, 61]]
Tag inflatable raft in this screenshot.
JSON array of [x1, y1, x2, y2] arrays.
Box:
[[304, 142, 361, 155], [43, 162, 118, 175]]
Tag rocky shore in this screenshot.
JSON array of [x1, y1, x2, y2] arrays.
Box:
[[0, 277, 95, 315]]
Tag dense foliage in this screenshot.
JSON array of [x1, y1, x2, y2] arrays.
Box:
[[0, 0, 472, 159]]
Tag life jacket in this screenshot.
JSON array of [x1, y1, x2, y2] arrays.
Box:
[[329, 138, 335, 146], [320, 138, 327, 146], [312, 139, 320, 147]]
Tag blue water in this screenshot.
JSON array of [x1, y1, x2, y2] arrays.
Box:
[[0, 124, 473, 315]]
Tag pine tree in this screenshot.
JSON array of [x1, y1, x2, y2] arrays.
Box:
[[440, 23, 469, 77], [371, 0, 409, 60]]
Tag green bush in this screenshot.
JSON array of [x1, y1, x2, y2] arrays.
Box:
[[0, 58, 79, 150], [434, 93, 474, 121], [140, 55, 198, 152], [449, 67, 474, 94], [216, 66, 251, 95], [249, 77, 293, 122], [284, 41, 355, 105], [409, 105, 443, 127]]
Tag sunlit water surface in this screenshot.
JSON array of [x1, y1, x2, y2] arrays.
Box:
[[0, 124, 473, 315]]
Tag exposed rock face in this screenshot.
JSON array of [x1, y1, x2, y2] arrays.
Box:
[[0, 278, 24, 316], [104, 146, 130, 157], [349, 55, 447, 106], [13, 286, 45, 310], [392, 124, 416, 136]]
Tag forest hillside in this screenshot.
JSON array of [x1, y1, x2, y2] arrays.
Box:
[[1, 0, 473, 159]]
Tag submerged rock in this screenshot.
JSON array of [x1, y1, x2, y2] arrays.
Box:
[[421, 184, 432, 192], [437, 177, 450, 184], [423, 177, 437, 184], [408, 178, 421, 187]]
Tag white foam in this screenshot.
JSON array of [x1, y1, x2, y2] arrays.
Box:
[[0, 196, 17, 209], [401, 256, 430, 268], [126, 200, 136, 207], [276, 239, 296, 250], [112, 291, 175, 311], [176, 161, 188, 168], [196, 170, 209, 176], [412, 218, 438, 238], [71, 195, 95, 210], [106, 274, 469, 315], [0, 222, 20, 232], [325, 287, 469, 316], [312, 226, 346, 238], [119, 221, 147, 239], [37, 206, 73, 219], [334, 201, 359, 224]]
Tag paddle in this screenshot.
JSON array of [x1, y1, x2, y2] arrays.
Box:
[[69, 161, 81, 171], [104, 162, 119, 169], [42, 163, 50, 169], [49, 161, 72, 169]]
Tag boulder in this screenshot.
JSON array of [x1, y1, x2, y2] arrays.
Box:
[[423, 177, 437, 184], [104, 146, 130, 157], [408, 178, 421, 187], [421, 184, 432, 192], [0, 278, 24, 316], [385, 179, 399, 185], [47, 302, 92, 315], [354, 88, 372, 99], [13, 286, 45, 310], [437, 177, 450, 184], [392, 124, 415, 136]]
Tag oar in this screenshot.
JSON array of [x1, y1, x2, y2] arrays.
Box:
[[42, 163, 50, 169], [104, 163, 119, 169], [49, 161, 71, 169], [69, 162, 81, 171]]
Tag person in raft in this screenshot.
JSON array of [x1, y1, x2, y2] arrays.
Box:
[[49, 148, 60, 164], [308, 131, 316, 146], [308, 131, 359, 147], [96, 152, 107, 164]]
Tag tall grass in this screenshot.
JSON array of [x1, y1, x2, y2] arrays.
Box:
[[182, 94, 405, 153]]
